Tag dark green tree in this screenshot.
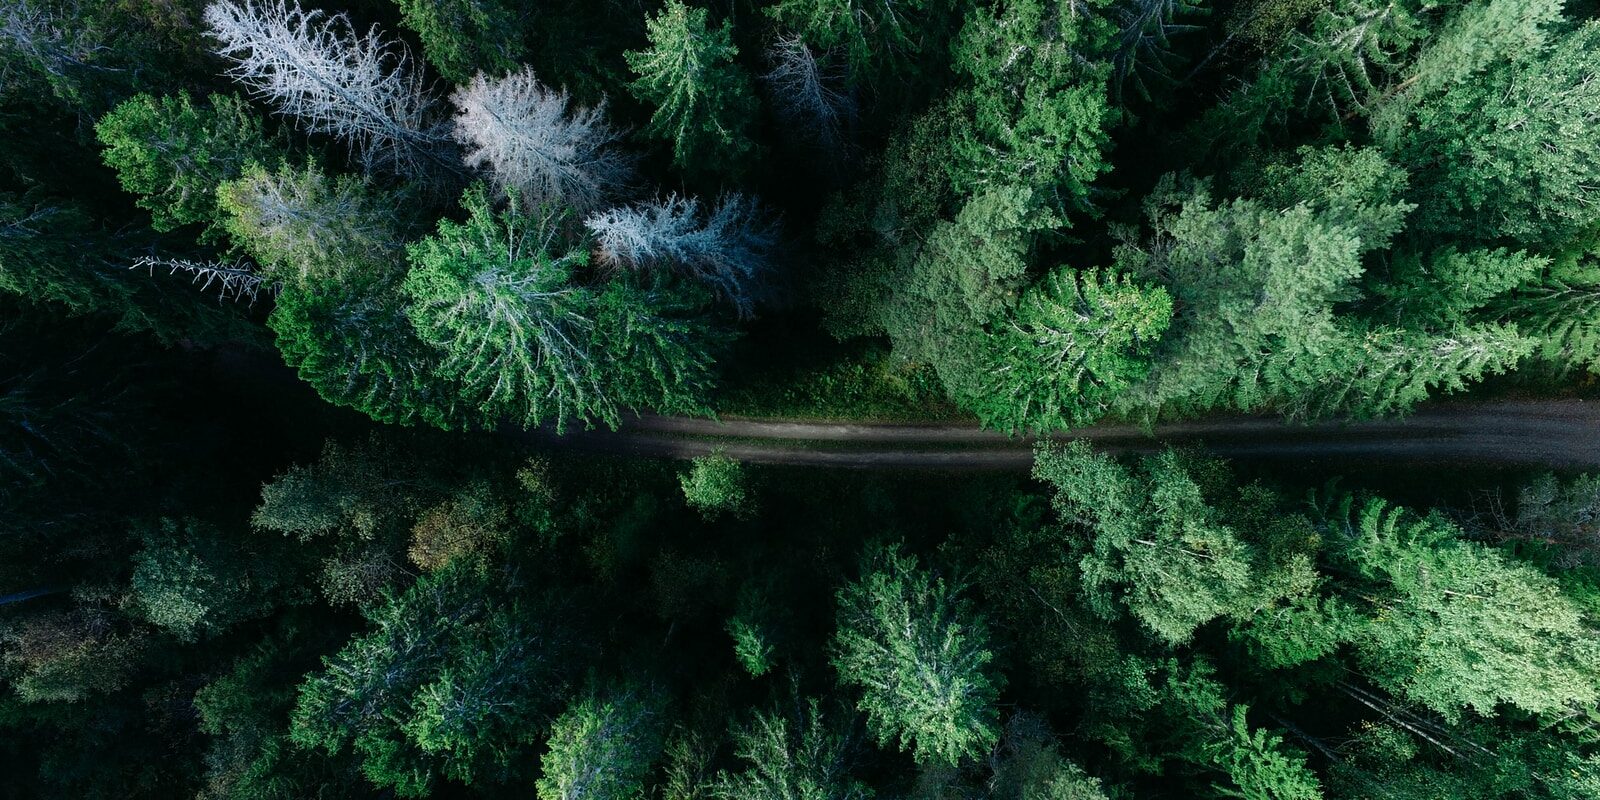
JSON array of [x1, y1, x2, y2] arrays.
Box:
[[626, 1, 758, 174]]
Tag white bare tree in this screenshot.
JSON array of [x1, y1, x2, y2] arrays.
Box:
[[450, 67, 632, 214], [587, 194, 778, 318], [762, 35, 853, 152], [203, 0, 455, 181]]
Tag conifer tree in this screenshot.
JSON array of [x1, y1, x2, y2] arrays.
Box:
[[403, 184, 604, 430], [537, 687, 666, 800], [831, 543, 1001, 767], [394, 0, 525, 84], [626, 1, 758, 174], [96, 92, 284, 240], [204, 0, 457, 181]]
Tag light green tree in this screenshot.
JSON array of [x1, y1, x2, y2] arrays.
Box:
[[678, 450, 752, 521], [980, 268, 1172, 432], [537, 687, 666, 800], [831, 543, 1001, 766], [96, 92, 283, 239], [712, 698, 872, 800], [403, 184, 605, 431]]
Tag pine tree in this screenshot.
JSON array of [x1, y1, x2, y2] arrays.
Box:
[[1033, 442, 1264, 644], [1385, 21, 1600, 248], [291, 562, 573, 796], [626, 1, 758, 174], [1324, 497, 1600, 720], [831, 543, 1001, 767], [712, 698, 871, 800], [947, 0, 1115, 209], [979, 267, 1172, 432], [402, 184, 605, 431], [765, 0, 931, 82], [394, 0, 525, 84]]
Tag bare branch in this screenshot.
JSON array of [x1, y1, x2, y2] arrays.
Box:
[[131, 256, 277, 305]]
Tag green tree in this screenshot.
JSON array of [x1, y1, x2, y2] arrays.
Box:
[[947, 0, 1115, 209], [403, 185, 604, 431], [291, 562, 573, 796], [1033, 442, 1268, 644], [96, 92, 283, 240], [127, 517, 305, 641], [1384, 21, 1600, 248], [979, 268, 1172, 432], [220, 162, 450, 426], [536, 687, 666, 800], [394, 0, 526, 83], [765, 0, 933, 82], [831, 543, 1001, 766], [1326, 497, 1600, 720], [626, 1, 758, 174], [712, 698, 871, 800], [678, 450, 751, 521]]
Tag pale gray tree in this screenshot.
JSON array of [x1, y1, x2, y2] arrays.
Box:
[[586, 194, 777, 318], [762, 35, 852, 152], [450, 67, 632, 213], [203, 0, 456, 181]]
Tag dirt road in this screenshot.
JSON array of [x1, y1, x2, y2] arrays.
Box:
[[514, 400, 1600, 470]]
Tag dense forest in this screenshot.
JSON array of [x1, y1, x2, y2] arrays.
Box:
[[5, 0, 1600, 797]]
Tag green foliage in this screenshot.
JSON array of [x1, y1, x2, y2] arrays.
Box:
[[1126, 161, 1530, 420], [991, 715, 1110, 800], [219, 161, 407, 289], [395, 0, 526, 83], [1207, 706, 1323, 800], [766, 0, 937, 82], [403, 185, 604, 430], [678, 451, 751, 521], [291, 562, 572, 796], [1329, 498, 1600, 720], [713, 698, 872, 800], [831, 543, 1001, 766], [947, 0, 1115, 208], [0, 608, 145, 704], [536, 687, 666, 800], [728, 615, 776, 677], [1033, 442, 1266, 643], [1385, 21, 1600, 248], [128, 516, 304, 641], [626, 1, 757, 174], [96, 92, 282, 239], [980, 268, 1172, 432]]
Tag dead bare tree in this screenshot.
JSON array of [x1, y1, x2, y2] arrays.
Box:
[[587, 194, 778, 318], [762, 35, 853, 153], [450, 67, 633, 214], [203, 0, 457, 182]]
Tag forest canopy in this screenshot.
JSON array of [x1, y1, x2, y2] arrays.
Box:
[[4, 0, 1600, 797]]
